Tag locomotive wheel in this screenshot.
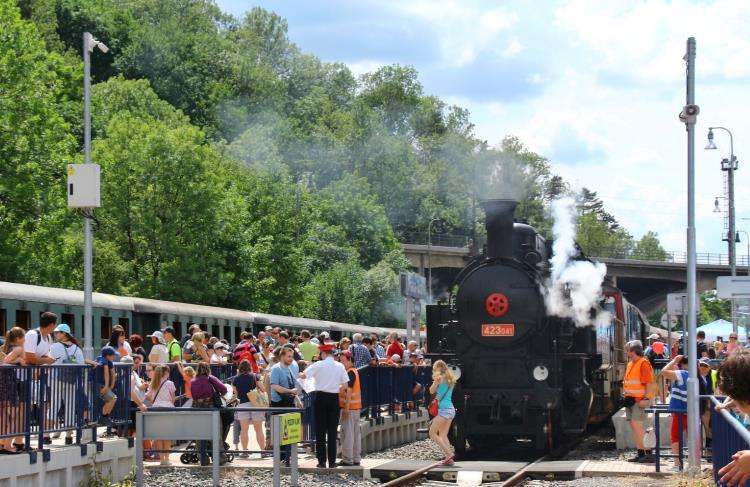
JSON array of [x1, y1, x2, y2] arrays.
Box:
[[448, 417, 467, 459]]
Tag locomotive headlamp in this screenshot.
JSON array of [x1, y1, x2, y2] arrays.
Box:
[[449, 364, 462, 380], [532, 365, 549, 382]]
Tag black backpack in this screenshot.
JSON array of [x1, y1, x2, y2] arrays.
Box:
[[646, 347, 664, 368]]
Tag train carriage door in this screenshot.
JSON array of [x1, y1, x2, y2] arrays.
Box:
[[16, 310, 31, 330], [0, 308, 6, 335]]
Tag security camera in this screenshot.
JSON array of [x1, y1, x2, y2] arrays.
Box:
[[96, 42, 109, 54]]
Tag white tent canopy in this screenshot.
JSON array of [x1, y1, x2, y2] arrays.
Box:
[[696, 319, 746, 342]]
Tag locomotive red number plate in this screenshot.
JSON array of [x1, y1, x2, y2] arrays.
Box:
[[481, 324, 515, 337]]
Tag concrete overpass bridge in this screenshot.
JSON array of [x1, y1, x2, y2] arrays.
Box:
[[402, 236, 745, 315]]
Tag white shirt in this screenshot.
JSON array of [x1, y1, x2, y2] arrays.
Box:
[[149, 344, 169, 363], [24, 328, 51, 358], [303, 356, 349, 394], [210, 352, 228, 364], [131, 370, 146, 402], [50, 342, 85, 365], [122, 341, 133, 356]]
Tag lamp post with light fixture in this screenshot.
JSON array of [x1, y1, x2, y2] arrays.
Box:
[[706, 126, 739, 335], [706, 127, 738, 276]]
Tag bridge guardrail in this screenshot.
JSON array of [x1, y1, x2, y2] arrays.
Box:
[[399, 232, 748, 266]]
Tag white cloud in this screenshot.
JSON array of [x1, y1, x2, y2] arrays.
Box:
[[346, 60, 387, 78], [393, 1, 521, 67]]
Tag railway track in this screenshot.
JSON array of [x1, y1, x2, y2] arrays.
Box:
[[378, 434, 585, 487]]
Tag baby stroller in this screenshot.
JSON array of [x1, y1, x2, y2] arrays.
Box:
[[180, 440, 234, 465]]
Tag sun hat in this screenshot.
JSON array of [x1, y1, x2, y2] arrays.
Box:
[[54, 323, 71, 335]]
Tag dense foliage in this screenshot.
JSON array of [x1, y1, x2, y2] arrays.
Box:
[[0, 0, 665, 326]]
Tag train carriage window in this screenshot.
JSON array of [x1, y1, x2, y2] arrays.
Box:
[[223, 325, 231, 342], [61, 314, 75, 334], [211, 325, 220, 340], [118, 317, 129, 335], [0, 309, 6, 335], [173, 322, 182, 340], [15, 310, 31, 330], [101, 316, 113, 344]]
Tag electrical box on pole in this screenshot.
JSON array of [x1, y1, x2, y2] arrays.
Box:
[[67, 164, 101, 208]]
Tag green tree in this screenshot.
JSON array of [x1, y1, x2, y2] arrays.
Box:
[[0, 0, 77, 282], [698, 290, 731, 325], [632, 231, 669, 261], [317, 174, 399, 268]]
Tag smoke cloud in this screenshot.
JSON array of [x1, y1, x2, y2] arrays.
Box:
[[545, 197, 608, 327]]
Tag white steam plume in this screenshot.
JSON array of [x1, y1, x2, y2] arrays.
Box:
[[545, 197, 608, 327]]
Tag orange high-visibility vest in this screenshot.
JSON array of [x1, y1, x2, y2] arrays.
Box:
[[624, 357, 650, 398], [339, 367, 361, 410]]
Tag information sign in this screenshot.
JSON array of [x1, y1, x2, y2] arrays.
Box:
[[280, 412, 302, 446]]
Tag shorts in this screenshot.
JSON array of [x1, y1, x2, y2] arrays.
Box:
[[236, 402, 264, 421], [670, 412, 688, 443], [625, 402, 646, 421], [99, 389, 117, 403], [438, 407, 456, 419]]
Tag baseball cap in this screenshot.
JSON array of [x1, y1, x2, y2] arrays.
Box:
[[320, 331, 330, 339], [147, 331, 166, 344], [214, 342, 228, 350], [264, 325, 273, 331], [647, 333, 660, 340], [698, 357, 711, 366], [120, 356, 134, 364], [391, 354, 401, 362], [54, 323, 71, 335], [101, 346, 116, 357], [320, 343, 336, 353]]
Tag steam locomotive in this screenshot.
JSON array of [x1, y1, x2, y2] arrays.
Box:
[[426, 199, 652, 454]]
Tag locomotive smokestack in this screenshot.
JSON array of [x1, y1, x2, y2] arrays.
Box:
[[481, 199, 518, 259]]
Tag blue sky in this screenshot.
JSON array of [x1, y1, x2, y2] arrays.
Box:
[[217, 0, 750, 255]]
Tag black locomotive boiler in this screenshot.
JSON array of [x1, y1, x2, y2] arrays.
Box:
[[426, 199, 623, 454]]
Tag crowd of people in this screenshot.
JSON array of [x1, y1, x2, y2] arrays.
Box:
[[621, 332, 750, 473], [0, 314, 442, 466]]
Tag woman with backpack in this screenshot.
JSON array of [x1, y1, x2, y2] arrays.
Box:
[[232, 359, 266, 457], [49, 324, 96, 445], [0, 327, 26, 454]]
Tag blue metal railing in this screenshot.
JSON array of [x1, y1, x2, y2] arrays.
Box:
[[359, 365, 431, 418], [0, 362, 427, 461], [710, 396, 750, 486], [0, 363, 131, 458]]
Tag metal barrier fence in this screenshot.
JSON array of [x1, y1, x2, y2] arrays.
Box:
[[359, 364, 431, 418], [0, 361, 427, 462], [0, 363, 131, 457], [710, 396, 750, 487]]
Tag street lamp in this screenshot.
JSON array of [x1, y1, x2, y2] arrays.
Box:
[[706, 125, 739, 335], [705, 126, 738, 275], [427, 217, 443, 303], [82, 32, 108, 360]]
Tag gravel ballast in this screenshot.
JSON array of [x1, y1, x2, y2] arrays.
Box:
[[143, 468, 380, 487]]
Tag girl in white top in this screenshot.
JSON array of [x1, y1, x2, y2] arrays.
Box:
[[146, 364, 176, 465]]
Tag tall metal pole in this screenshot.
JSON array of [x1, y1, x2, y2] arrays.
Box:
[[83, 33, 94, 360], [428, 219, 434, 304], [683, 36, 700, 474]]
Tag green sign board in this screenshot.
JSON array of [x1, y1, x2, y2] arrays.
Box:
[[280, 412, 302, 445]]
